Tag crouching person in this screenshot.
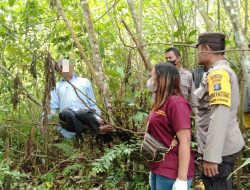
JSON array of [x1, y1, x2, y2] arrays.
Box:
[[142, 63, 195, 190], [49, 59, 112, 138]]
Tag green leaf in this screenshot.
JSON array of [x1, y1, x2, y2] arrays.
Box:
[[61, 0, 69, 6], [225, 39, 231, 45], [8, 0, 15, 7], [104, 163, 110, 170], [54, 143, 76, 157], [62, 164, 82, 176], [116, 67, 124, 77], [105, 69, 121, 78], [188, 29, 198, 38], [181, 25, 187, 31], [0, 106, 8, 112], [133, 112, 148, 123], [185, 40, 195, 44], [173, 30, 182, 38], [228, 157, 250, 179], [45, 172, 55, 182], [124, 96, 135, 104]]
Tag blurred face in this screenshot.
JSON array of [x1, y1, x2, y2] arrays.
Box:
[[165, 51, 180, 66], [151, 68, 157, 81], [146, 68, 158, 93], [56, 59, 75, 78], [197, 44, 211, 66]]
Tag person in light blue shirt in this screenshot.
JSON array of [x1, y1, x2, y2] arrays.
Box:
[[50, 59, 113, 138], [50, 72, 101, 119]]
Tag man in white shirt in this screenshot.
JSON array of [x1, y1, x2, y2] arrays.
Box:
[[50, 59, 112, 138]]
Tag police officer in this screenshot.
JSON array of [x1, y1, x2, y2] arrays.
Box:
[[193, 32, 245, 190], [165, 48, 195, 103]]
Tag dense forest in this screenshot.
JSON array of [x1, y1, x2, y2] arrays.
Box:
[[0, 0, 249, 189]]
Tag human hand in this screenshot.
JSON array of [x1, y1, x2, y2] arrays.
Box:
[[203, 160, 219, 177], [172, 179, 188, 190], [99, 119, 105, 125], [99, 125, 114, 134]]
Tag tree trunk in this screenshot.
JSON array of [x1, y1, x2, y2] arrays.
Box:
[[222, 0, 250, 95], [217, 0, 221, 31], [55, 0, 112, 114], [192, 0, 214, 31], [127, 0, 151, 72], [244, 0, 248, 35], [80, 0, 111, 108], [121, 19, 151, 71], [127, 0, 146, 89]]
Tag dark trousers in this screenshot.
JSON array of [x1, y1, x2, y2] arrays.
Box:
[[59, 108, 100, 135], [202, 151, 241, 190]]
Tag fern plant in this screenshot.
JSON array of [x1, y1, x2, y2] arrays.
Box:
[[54, 142, 77, 157], [90, 139, 149, 189], [0, 160, 29, 189], [62, 163, 83, 176], [91, 141, 139, 174]]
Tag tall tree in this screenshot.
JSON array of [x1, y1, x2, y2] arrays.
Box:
[[55, 0, 113, 118], [126, 0, 151, 71], [222, 0, 250, 96], [192, 0, 214, 31], [80, 0, 112, 109], [127, 0, 148, 89]]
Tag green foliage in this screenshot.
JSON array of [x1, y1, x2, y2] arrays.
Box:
[[0, 0, 249, 189], [54, 142, 77, 158], [228, 146, 250, 179], [92, 141, 138, 174], [91, 140, 148, 189], [128, 174, 149, 190], [62, 163, 83, 176], [44, 172, 56, 182], [0, 160, 29, 189], [133, 111, 148, 123], [8, 0, 15, 7]]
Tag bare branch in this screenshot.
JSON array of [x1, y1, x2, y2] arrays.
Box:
[[0, 63, 42, 106], [121, 19, 151, 71]]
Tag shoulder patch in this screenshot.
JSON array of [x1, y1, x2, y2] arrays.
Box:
[[208, 69, 231, 107]]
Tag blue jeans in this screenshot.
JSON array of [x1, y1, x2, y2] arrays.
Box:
[[56, 125, 76, 139], [149, 172, 192, 190]]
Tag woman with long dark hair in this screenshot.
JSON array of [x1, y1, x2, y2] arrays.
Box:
[[146, 63, 195, 190]]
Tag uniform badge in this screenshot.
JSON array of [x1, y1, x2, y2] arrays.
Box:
[[208, 69, 231, 107], [214, 84, 221, 91]]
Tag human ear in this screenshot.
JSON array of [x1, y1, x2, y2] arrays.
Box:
[[205, 45, 212, 53]]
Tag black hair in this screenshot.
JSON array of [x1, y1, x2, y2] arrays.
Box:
[[152, 62, 182, 111], [164, 47, 181, 57], [201, 39, 225, 55], [206, 43, 225, 55]]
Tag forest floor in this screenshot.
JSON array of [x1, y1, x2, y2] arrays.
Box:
[[0, 126, 249, 190]]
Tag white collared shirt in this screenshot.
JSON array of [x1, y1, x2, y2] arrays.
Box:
[[50, 74, 101, 119]]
